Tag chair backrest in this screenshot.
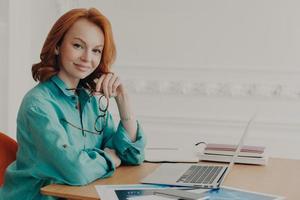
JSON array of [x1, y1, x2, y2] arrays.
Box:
[[0, 132, 18, 186]]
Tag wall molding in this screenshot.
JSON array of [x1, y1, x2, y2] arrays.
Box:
[[124, 79, 300, 99], [116, 63, 300, 74], [115, 64, 300, 99]]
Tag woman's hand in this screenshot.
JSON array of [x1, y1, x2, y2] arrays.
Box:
[[95, 72, 125, 99], [96, 72, 137, 142], [104, 147, 121, 168]]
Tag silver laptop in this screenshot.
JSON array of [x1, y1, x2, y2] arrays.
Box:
[[141, 115, 255, 189]]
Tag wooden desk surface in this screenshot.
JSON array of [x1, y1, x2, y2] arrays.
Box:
[[41, 157, 300, 200]]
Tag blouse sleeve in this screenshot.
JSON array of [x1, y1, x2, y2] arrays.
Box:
[[102, 113, 146, 165], [24, 104, 115, 186]]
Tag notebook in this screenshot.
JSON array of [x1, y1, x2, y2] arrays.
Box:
[[141, 115, 255, 189]]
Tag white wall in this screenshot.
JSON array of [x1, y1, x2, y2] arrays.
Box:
[[3, 0, 65, 136], [0, 0, 9, 133], [80, 0, 300, 159], [2, 0, 300, 159]]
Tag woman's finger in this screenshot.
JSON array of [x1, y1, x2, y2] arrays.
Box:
[[102, 73, 113, 98], [96, 74, 106, 93], [111, 77, 121, 97], [108, 74, 118, 97]]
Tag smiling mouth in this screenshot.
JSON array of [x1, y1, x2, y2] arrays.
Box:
[[74, 63, 91, 72]]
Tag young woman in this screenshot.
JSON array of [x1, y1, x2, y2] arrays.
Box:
[[0, 8, 145, 200]]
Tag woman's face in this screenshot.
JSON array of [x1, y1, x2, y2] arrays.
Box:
[[57, 18, 104, 87]]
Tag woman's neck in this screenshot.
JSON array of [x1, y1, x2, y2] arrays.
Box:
[[57, 72, 80, 90]]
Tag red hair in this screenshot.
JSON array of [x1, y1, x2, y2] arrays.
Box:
[[32, 8, 116, 90]]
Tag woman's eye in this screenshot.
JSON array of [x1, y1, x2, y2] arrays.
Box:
[[73, 43, 83, 49], [93, 49, 102, 54]]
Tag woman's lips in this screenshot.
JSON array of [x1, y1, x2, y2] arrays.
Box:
[[74, 63, 91, 72]]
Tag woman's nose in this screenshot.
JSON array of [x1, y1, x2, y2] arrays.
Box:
[[80, 50, 92, 62]]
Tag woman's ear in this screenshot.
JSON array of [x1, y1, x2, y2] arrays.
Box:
[[55, 46, 59, 55]]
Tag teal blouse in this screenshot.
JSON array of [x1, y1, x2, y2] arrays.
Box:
[[0, 75, 146, 200]]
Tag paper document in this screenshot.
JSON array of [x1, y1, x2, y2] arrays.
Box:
[[95, 184, 178, 200], [95, 184, 209, 200]]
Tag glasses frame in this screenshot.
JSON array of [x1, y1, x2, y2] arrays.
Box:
[[62, 87, 109, 135]]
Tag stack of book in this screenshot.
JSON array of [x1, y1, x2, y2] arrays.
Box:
[[199, 143, 268, 165]]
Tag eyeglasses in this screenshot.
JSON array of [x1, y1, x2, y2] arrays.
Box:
[[61, 88, 109, 136]]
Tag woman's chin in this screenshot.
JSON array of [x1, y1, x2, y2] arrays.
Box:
[[75, 72, 92, 80]]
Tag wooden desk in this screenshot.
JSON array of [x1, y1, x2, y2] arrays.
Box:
[[41, 158, 300, 200]]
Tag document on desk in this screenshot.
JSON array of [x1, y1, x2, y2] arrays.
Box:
[[95, 184, 284, 200], [145, 146, 199, 163], [95, 184, 208, 200], [95, 184, 167, 200]]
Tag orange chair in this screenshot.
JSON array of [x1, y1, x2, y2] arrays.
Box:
[[0, 132, 18, 186]]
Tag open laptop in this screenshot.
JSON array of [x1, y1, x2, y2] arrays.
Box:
[[141, 115, 256, 189]]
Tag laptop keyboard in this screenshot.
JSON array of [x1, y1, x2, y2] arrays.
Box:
[[177, 165, 223, 184]]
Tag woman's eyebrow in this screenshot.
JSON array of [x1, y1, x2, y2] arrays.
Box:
[[73, 37, 103, 48]]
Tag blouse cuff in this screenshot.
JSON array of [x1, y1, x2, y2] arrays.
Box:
[[88, 148, 116, 178], [112, 121, 145, 155]]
